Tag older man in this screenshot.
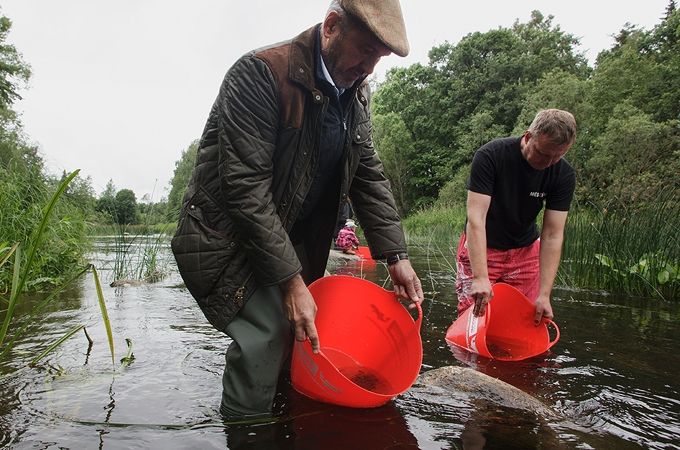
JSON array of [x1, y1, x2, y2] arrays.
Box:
[[456, 109, 577, 324], [172, 0, 423, 419]]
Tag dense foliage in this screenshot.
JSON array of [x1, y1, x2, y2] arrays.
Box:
[[166, 140, 198, 222], [373, 7, 680, 215], [0, 14, 89, 291], [2, 5, 678, 299]]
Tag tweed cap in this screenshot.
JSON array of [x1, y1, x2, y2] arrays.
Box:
[[340, 0, 410, 57]]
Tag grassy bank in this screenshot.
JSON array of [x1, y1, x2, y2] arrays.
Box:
[[402, 196, 679, 301], [0, 168, 90, 291], [560, 196, 679, 300]]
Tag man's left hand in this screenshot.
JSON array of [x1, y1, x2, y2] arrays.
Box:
[[388, 260, 424, 307], [533, 294, 554, 326]]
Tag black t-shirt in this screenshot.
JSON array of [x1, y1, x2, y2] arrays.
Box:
[[467, 136, 576, 250]]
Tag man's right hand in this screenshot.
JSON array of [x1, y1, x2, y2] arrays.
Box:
[[471, 277, 493, 317], [281, 274, 320, 353]]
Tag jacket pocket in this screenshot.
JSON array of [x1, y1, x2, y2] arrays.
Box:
[[171, 188, 238, 298], [352, 119, 372, 147]]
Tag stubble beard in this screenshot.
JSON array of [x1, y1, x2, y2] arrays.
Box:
[[322, 34, 358, 90]]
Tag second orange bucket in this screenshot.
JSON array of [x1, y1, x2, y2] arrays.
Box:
[[291, 275, 422, 408], [445, 283, 560, 361]]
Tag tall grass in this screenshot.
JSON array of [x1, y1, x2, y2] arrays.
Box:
[[402, 205, 466, 242], [0, 167, 89, 291], [0, 171, 116, 369], [401, 193, 679, 301], [558, 193, 679, 300], [106, 223, 171, 285]]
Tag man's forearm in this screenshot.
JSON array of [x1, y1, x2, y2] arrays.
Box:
[[466, 221, 489, 279], [538, 234, 563, 297]]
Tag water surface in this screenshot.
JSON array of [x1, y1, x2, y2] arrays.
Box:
[[1, 239, 678, 449]]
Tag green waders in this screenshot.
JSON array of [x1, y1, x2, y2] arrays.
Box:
[[220, 285, 293, 418]]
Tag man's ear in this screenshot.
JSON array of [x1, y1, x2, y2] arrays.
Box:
[[323, 11, 341, 38]]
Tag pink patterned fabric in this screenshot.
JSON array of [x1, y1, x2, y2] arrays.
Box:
[[335, 227, 360, 251], [455, 233, 540, 314]]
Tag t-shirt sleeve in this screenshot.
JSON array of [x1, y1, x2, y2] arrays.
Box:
[[546, 165, 576, 211], [467, 146, 495, 196]]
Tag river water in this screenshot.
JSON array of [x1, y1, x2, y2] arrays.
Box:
[[0, 238, 678, 449]]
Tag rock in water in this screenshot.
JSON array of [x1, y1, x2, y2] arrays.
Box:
[[418, 366, 558, 419]]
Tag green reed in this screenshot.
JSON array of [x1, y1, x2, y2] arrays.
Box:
[[102, 198, 172, 286], [402, 205, 466, 243], [0, 170, 116, 368], [107, 223, 171, 286], [401, 193, 679, 301], [559, 193, 679, 300]]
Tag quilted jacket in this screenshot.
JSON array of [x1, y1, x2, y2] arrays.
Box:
[[171, 25, 407, 331]]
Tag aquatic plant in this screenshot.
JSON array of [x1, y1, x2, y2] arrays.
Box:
[[402, 206, 466, 243], [0, 171, 116, 368], [560, 192, 679, 300], [0, 166, 90, 291], [101, 193, 172, 286]]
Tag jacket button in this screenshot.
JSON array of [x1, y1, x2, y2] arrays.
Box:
[[189, 204, 195, 210], [356, 134, 361, 140], [282, 201, 287, 207], [314, 94, 321, 101], [298, 67, 304, 73]]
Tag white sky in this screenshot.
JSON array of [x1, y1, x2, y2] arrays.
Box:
[[1, 0, 670, 201]]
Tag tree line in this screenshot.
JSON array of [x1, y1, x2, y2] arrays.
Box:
[[371, 6, 679, 215], [2, 4, 678, 291]]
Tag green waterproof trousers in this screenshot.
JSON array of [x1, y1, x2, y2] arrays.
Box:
[[220, 284, 293, 418]]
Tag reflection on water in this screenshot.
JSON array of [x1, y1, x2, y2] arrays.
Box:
[[0, 240, 678, 448]]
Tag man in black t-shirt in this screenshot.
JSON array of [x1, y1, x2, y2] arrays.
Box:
[[456, 109, 577, 325]]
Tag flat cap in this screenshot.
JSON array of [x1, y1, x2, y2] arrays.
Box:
[[340, 0, 410, 57]]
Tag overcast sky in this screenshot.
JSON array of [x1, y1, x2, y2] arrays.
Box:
[[1, 0, 670, 201]]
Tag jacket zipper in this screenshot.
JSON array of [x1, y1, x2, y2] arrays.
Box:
[[281, 95, 328, 225]]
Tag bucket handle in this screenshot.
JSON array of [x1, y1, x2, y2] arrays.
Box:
[[413, 301, 423, 331], [545, 319, 560, 349]]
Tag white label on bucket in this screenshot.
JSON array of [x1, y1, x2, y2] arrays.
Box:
[[466, 313, 479, 352], [470, 335, 478, 353], [467, 313, 479, 337]]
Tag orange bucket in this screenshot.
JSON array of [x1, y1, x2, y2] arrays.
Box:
[[354, 246, 377, 269], [445, 283, 560, 361], [291, 275, 422, 408], [354, 246, 373, 260]]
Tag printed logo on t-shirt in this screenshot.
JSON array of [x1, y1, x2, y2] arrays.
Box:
[[529, 191, 546, 198]]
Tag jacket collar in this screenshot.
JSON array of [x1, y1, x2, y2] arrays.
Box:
[[289, 24, 367, 99], [289, 25, 320, 92]]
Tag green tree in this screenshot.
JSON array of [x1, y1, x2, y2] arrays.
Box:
[[114, 189, 137, 225], [0, 11, 89, 291], [373, 10, 589, 214], [166, 140, 198, 221], [0, 14, 30, 113], [373, 112, 416, 214], [585, 103, 679, 206], [61, 170, 96, 215], [95, 179, 117, 223]]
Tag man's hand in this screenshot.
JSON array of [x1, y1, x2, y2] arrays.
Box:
[[281, 274, 319, 353], [533, 294, 554, 326], [388, 260, 424, 307], [471, 277, 493, 317]]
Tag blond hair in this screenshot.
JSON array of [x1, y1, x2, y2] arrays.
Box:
[[528, 109, 577, 145]]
